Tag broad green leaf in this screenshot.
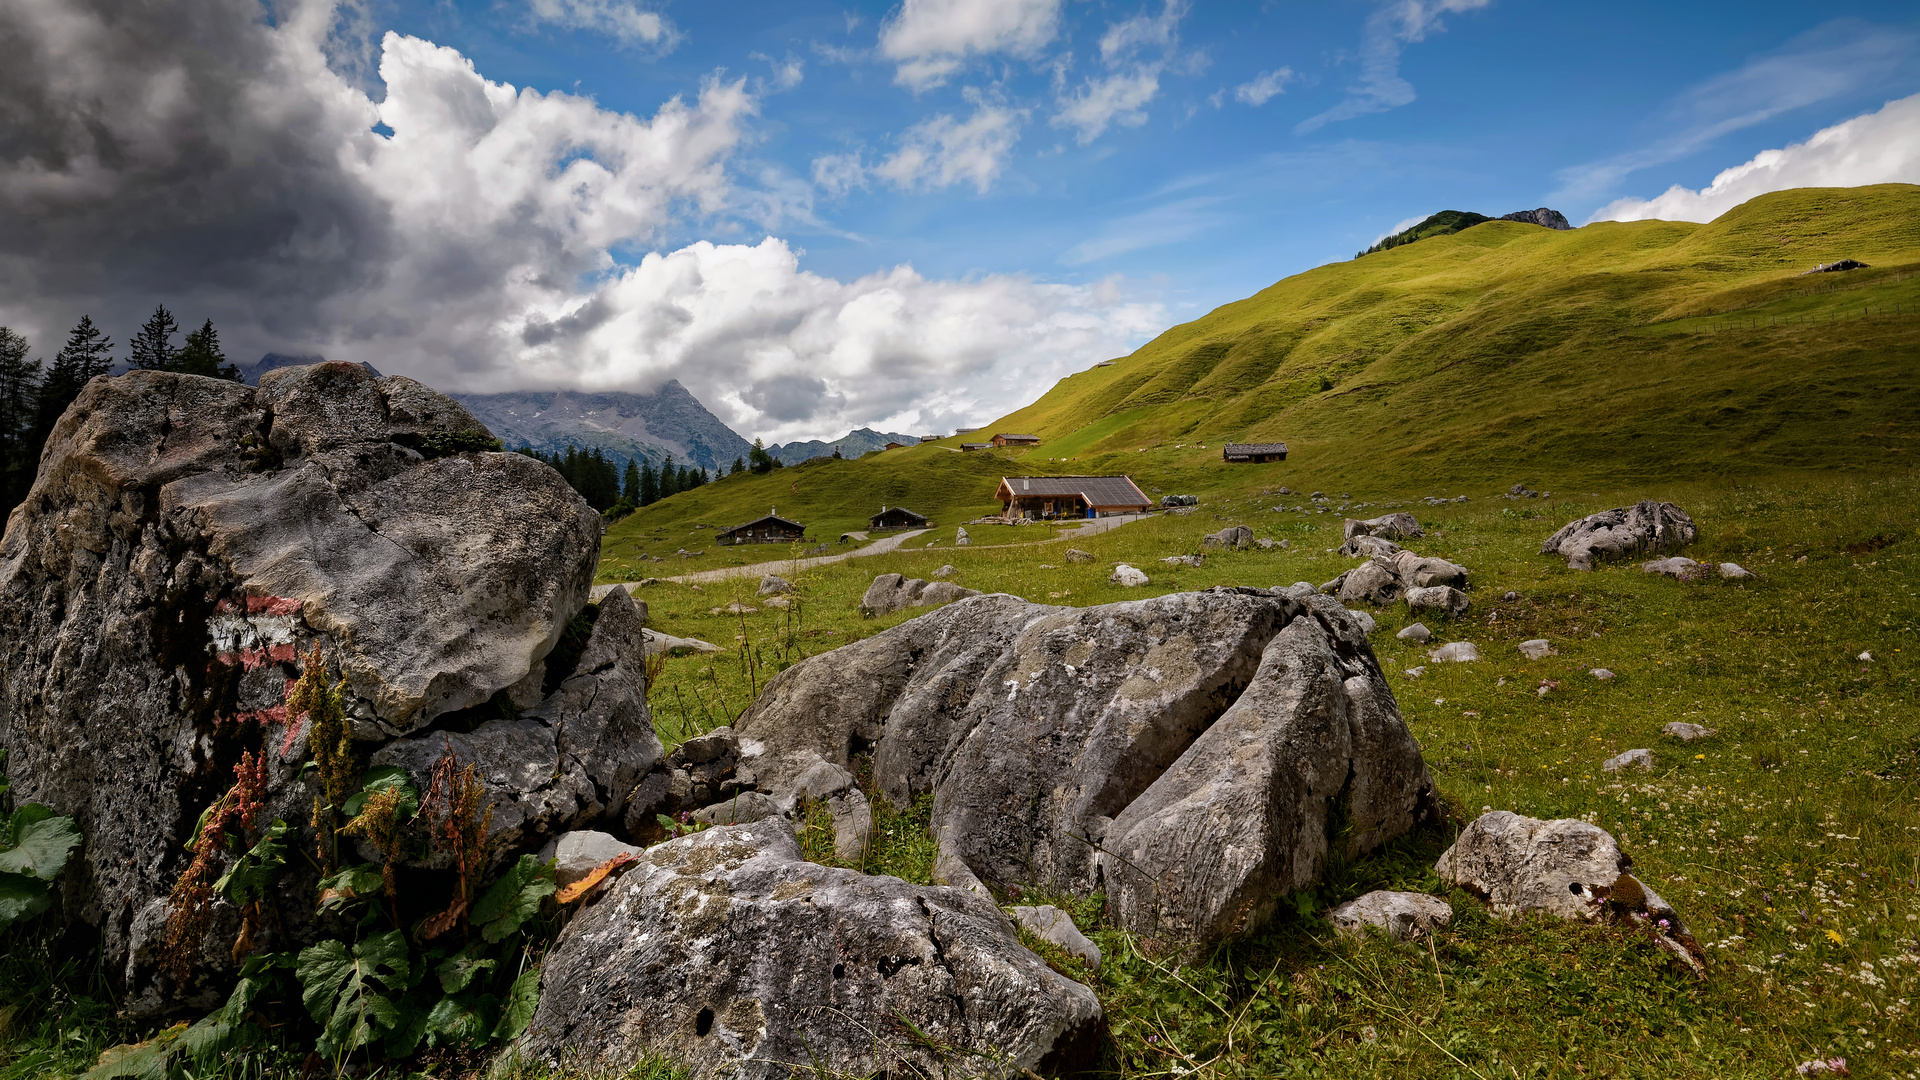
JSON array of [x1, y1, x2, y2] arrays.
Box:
[[425, 991, 497, 1048], [492, 966, 542, 1041], [0, 805, 80, 881], [316, 863, 385, 913], [472, 855, 556, 944], [302, 930, 411, 1057], [81, 1024, 185, 1080], [214, 819, 291, 907], [342, 765, 419, 819], [384, 1000, 432, 1059], [296, 939, 353, 1026], [0, 872, 52, 928], [221, 950, 295, 1025], [436, 942, 497, 994]]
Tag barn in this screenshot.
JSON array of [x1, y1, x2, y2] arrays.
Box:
[[869, 506, 930, 530], [990, 433, 1042, 447], [716, 512, 806, 545], [1223, 442, 1289, 463]]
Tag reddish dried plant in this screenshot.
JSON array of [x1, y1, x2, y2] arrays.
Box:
[[159, 751, 269, 983], [419, 740, 493, 935]]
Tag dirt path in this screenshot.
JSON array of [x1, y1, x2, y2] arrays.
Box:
[[594, 512, 1158, 592]]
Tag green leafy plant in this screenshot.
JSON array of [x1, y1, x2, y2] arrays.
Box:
[[414, 429, 504, 458], [0, 801, 81, 929]]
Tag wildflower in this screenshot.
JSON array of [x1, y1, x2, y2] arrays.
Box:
[[1794, 1058, 1849, 1076]]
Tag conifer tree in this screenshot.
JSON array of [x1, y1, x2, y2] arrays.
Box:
[[639, 460, 659, 505], [128, 305, 181, 370], [658, 454, 676, 498], [33, 316, 115, 448], [731, 456, 745, 476], [0, 326, 42, 514], [748, 438, 773, 474], [623, 458, 641, 504], [175, 319, 242, 380]]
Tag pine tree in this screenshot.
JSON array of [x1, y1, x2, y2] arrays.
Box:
[[33, 316, 115, 449], [639, 460, 659, 506], [175, 319, 241, 380], [658, 454, 676, 498], [623, 459, 642, 504], [0, 326, 42, 514], [731, 457, 745, 476], [128, 305, 181, 370]]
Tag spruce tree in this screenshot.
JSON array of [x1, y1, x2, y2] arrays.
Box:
[[748, 438, 773, 474], [623, 459, 641, 504], [658, 454, 676, 498], [128, 305, 181, 370], [175, 319, 241, 380], [639, 460, 659, 506], [731, 456, 745, 476], [0, 327, 42, 514], [33, 316, 115, 448]]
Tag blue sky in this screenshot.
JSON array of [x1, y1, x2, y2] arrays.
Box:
[[2, 0, 1917, 441]]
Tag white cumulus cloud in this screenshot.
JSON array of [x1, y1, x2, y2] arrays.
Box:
[[1052, 0, 1188, 144], [878, 0, 1063, 90], [1591, 93, 1920, 223], [875, 99, 1026, 193], [524, 0, 678, 49], [1296, 0, 1489, 134]]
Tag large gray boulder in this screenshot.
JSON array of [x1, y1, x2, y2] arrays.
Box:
[[859, 573, 981, 616], [1437, 811, 1702, 974], [520, 820, 1102, 1079], [1202, 524, 1254, 549], [0, 365, 602, 1009], [1541, 501, 1696, 570], [1341, 513, 1422, 554], [731, 588, 1434, 950]]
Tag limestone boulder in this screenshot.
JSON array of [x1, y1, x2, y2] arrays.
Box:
[[1335, 559, 1403, 606], [1012, 905, 1101, 970], [520, 820, 1102, 1079], [1542, 501, 1696, 570], [0, 365, 600, 1008], [1202, 525, 1255, 549], [859, 573, 982, 616], [1405, 585, 1469, 617], [1386, 550, 1470, 590], [757, 574, 793, 596], [1329, 891, 1451, 941], [1436, 811, 1701, 973], [1109, 563, 1149, 587], [1063, 549, 1094, 564], [1340, 513, 1422, 554], [730, 588, 1434, 951]]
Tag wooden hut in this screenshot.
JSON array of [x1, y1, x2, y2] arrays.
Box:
[[716, 511, 806, 545], [995, 475, 1151, 519], [1222, 442, 1289, 463], [869, 506, 930, 531], [990, 433, 1042, 447], [960, 442, 991, 451]]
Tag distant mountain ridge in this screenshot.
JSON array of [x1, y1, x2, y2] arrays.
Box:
[[769, 428, 920, 462], [1358, 206, 1571, 258]]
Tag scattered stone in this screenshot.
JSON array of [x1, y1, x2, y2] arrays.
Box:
[[1429, 641, 1480, 663], [691, 791, 782, 826], [758, 574, 794, 596], [1590, 668, 1616, 680], [858, 573, 982, 616], [710, 602, 761, 616], [536, 830, 644, 890], [1718, 562, 1755, 580], [1435, 811, 1702, 975], [1502, 590, 1519, 601], [1161, 554, 1204, 567], [1403, 666, 1426, 677], [1329, 891, 1452, 941], [1109, 564, 1150, 587], [1603, 749, 1654, 773], [956, 527, 970, 546], [1255, 537, 1278, 550], [643, 628, 723, 656], [1202, 525, 1255, 549], [1535, 679, 1559, 697], [1857, 650, 1873, 662], [1350, 610, 1377, 636], [1334, 560, 1401, 606], [829, 789, 873, 862], [1506, 483, 1541, 499], [1388, 551, 1470, 590], [1397, 623, 1432, 643], [931, 564, 958, 578], [731, 588, 1433, 950], [1518, 639, 1554, 660], [1541, 501, 1697, 570], [522, 821, 1103, 1079], [1011, 905, 1102, 970], [1340, 513, 1423, 556], [1406, 585, 1470, 617], [764, 597, 791, 610], [1341, 533, 1403, 558], [1642, 556, 1710, 581], [1662, 722, 1715, 742], [1064, 548, 1094, 564]]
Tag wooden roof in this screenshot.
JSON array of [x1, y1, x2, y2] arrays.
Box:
[[996, 475, 1151, 507], [718, 513, 805, 535], [994, 433, 1042, 441], [1224, 442, 1289, 455]]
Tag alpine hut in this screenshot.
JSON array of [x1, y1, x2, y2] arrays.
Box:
[[1222, 442, 1289, 463], [716, 509, 806, 545], [990, 433, 1042, 447], [869, 505, 930, 531], [996, 476, 1151, 520]]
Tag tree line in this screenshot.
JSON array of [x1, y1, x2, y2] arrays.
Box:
[[519, 434, 797, 521], [1, 306, 239, 516]]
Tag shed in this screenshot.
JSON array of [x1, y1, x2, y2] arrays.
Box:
[[869, 506, 930, 530], [1223, 442, 1289, 463], [960, 442, 990, 451], [996, 475, 1151, 519], [991, 433, 1042, 447], [716, 511, 806, 545], [883, 442, 906, 451]]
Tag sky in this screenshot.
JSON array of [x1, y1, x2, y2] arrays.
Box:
[[1, 0, 1917, 444]]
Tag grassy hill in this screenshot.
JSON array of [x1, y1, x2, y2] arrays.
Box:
[[605, 185, 1920, 577], [1355, 208, 1493, 257], [985, 184, 1920, 487]]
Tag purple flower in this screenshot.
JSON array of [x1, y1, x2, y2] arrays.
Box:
[[1658, 918, 1671, 929]]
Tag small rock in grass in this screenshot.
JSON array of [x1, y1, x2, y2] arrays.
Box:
[[1718, 562, 1755, 580], [1064, 548, 1094, 564], [1663, 722, 1715, 742], [1603, 749, 1654, 773], [932, 564, 958, 578], [764, 597, 791, 610], [1535, 679, 1559, 697], [1161, 554, 1204, 567], [1518, 639, 1554, 660], [1109, 564, 1149, 587], [1856, 650, 1872, 662], [1502, 591, 1519, 601], [1011, 905, 1102, 970], [1642, 556, 1708, 581], [1396, 622, 1432, 644], [956, 527, 970, 546], [758, 574, 794, 596], [1403, 666, 1426, 677], [1429, 641, 1480, 663], [1349, 610, 1377, 636], [829, 789, 873, 863], [1590, 668, 1616, 680], [1329, 891, 1452, 942], [710, 602, 759, 616], [1406, 585, 1470, 617]]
